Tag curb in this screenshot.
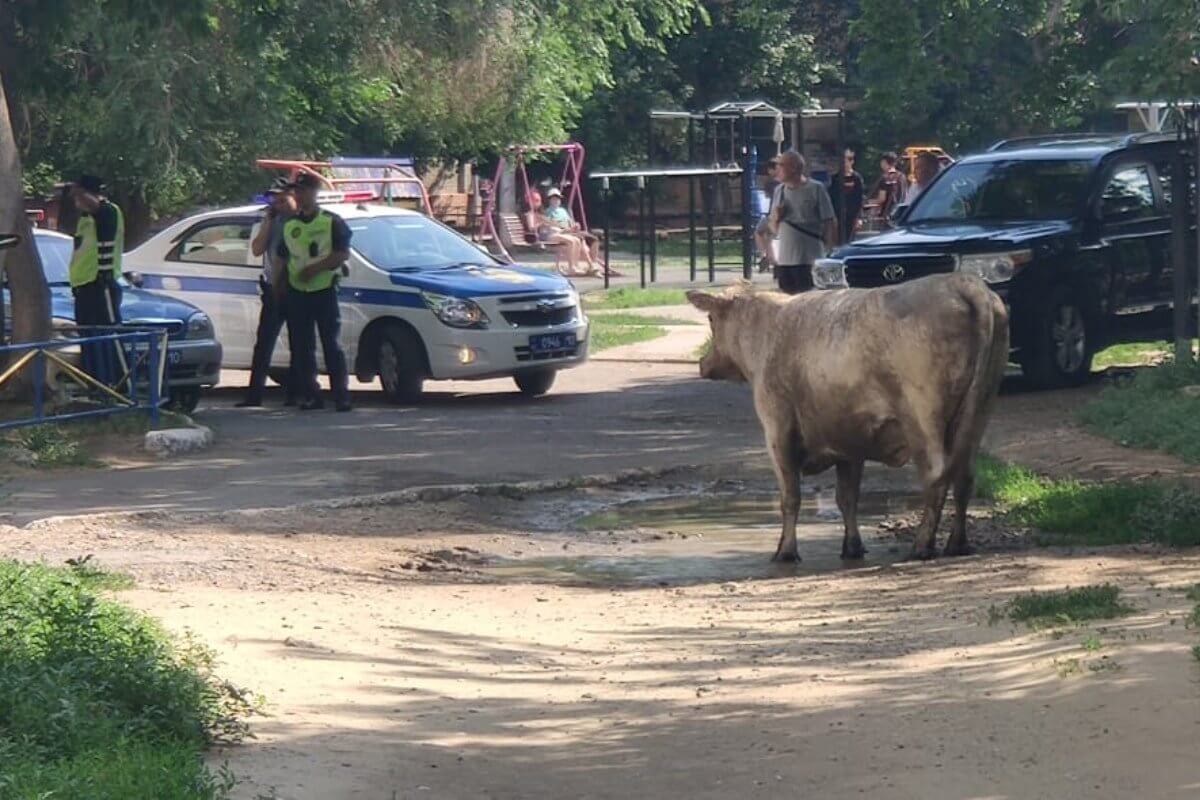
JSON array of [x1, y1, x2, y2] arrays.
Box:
[[19, 464, 704, 530]]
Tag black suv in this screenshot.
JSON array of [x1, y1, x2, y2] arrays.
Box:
[[814, 134, 1195, 388]]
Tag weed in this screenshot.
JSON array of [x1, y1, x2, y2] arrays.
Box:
[[974, 455, 1200, 547], [1004, 584, 1133, 629], [1054, 657, 1082, 677], [1081, 634, 1103, 652], [1078, 358, 1200, 463], [16, 425, 94, 468], [0, 559, 255, 797], [65, 554, 135, 591]]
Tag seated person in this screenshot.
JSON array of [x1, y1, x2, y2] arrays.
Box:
[[527, 191, 597, 278]]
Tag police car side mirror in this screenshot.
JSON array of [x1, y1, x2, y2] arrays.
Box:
[[124, 271, 144, 288]]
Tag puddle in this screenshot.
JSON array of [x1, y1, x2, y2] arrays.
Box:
[[485, 491, 922, 587]]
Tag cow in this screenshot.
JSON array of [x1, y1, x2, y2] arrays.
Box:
[[687, 274, 1009, 562]]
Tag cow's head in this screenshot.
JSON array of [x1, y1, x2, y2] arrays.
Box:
[[688, 287, 748, 383]]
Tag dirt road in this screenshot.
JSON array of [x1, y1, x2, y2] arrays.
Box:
[[4, 360, 1200, 798]]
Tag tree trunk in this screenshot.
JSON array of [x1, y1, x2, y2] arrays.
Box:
[[0, 70, 51, 398]]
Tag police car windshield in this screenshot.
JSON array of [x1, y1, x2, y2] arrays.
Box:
[[348, 215, 496, 271], [907, 159, 1093, 223], [34, 234, 73, 286]]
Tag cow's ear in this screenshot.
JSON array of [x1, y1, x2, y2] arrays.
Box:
[[687, 290, 726, 315]]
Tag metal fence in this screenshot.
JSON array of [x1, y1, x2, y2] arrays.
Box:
[[0, 328, 168, 431]]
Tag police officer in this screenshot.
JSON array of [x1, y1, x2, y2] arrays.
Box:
[[237, 177, 298, 407], [280, 172, 353, 412], [67, 174, 128, 387]]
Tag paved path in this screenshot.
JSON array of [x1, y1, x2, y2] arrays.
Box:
[[2, 361, 762, 524]]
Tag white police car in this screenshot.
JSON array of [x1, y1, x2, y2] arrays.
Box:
[[123, 201, 589, 401]]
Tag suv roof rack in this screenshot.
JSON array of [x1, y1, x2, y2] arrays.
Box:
[[988, 131, 1181, 153], [987, 133, 1123, 152]]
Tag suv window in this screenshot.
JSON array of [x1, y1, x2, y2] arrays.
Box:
[[1100, 165, 1156, 221], [172, 222, 254, 265], [906, 159, 1092, 223]]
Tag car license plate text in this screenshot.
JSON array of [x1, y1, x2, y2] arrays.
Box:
[[529, 333, 576, 353]]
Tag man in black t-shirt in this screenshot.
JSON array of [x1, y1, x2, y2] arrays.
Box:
[[829, 149, 864, 245]]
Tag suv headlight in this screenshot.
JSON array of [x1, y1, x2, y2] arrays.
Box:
[[422, 292, 489, 329], [186, 312, 213, 339], [957, 250, 1032, 284], [813, 258, 849, 290]]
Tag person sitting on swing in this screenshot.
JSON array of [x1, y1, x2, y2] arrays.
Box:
[[531, 190, 598, 278], [539, 189, 620, 278]]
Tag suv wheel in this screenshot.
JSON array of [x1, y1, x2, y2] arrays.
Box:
[[514, 368, 556, 397], [377, 325, 426, 405], [1021, 295, 1094, 388]]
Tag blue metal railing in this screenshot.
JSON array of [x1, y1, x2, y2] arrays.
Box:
[[0, 328, 167, 431]]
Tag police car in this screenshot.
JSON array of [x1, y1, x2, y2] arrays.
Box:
[[123, 200, 589, 402]]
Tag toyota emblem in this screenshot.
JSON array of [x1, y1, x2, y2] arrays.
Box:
[[881, 263, 906, 282]]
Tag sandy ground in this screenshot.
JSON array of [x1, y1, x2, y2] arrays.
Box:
[[3, 469, 1200, 800]]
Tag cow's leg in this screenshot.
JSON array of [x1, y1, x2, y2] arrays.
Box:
[[835, 460, 866, 559], [911, 449, 949, 561], [763, 419, 802, 563], [944, 464, 974, 557]]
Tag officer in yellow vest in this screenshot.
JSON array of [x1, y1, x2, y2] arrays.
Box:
[[278, 172, 353, 412], [67, 174, 129, 387]]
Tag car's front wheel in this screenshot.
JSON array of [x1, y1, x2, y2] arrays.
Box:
[[514, 369, 556, 397], [1020, 294, 1095, 389], [165, 386, 201, 414], [377, 325, 427, 405]]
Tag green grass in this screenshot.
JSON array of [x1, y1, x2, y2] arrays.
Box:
[[1185, 584, 1200, 602], [590, 320, 669, 352], [0, 560, 254, 799], [607, 236, 742, 267], [1081, 633, 1104, 652], [999, 584, 1133, 629], [1092, 341, 1176, 370], [584, 286, 708, 309], [1078, 359, 1200, 463], [11, 425, 96, 468], [1192, 645, 1200, 663], [587, 311, 698, 326], [975, 454, 1200, 546]]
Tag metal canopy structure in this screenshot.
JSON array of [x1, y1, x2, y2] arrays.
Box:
[[1116, 101, 1200, 133]]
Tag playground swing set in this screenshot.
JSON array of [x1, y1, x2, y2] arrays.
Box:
[[477, 143, 614, 276]]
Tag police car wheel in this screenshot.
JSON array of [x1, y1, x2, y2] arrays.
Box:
[[378, 327, 425, 405], [514, 369, 556, 397]]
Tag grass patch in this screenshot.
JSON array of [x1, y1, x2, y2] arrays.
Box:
[[974, 454, 1200, 546], [0, 559, 254, 798], [694, 334, 712, 360], [1092, 340, 1175, 370], [1000, 584, 1133, 629], [590, 321, 669, 352], [1192, 645, 1200, 663], [584, 286, 706, 309], [1081, 634, 1104, 652], [1184, 584, 1200, 602], [608, 236, 742, 267], [1078, 358, 1200, 463], [12, 426, 95, 468], [587, 311, 697, 326]]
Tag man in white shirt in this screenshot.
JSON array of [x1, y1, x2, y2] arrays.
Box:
[[768, 150, 837, 294]]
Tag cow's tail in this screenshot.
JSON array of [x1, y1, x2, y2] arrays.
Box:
[[947, 277, 1010, 477]]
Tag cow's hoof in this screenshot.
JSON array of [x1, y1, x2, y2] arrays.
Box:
[[908, 547, 938, 561], [772, 550, 801, 563], [943, 541, 974, 557], [841, 545, 867, 560]]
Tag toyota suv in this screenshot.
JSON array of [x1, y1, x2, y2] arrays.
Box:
[[814, 134, 1194, 388]]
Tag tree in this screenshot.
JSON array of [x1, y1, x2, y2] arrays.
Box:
[[0, 72, 50, 393]]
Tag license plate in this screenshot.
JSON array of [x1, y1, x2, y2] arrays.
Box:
[[529, 332, 576, 353]]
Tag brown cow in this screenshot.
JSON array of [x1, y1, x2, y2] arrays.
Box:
[[688, 274, 1009, 561]]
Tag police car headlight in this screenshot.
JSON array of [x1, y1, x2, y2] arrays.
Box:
[[957, 250, 1032, 284], [186, 312, 213, 339], [422, 292, 489, 329], [813, 258, 849, 290]]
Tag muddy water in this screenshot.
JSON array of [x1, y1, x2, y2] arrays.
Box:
[[486, 490, 921, 587]]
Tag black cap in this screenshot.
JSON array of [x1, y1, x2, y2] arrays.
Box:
[[265, 176, 292, 195], [72, 174, 106, 194], [291, 172, 322, 190]]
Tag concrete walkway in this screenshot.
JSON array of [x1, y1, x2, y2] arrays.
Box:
[[589, 304, 709, 363]]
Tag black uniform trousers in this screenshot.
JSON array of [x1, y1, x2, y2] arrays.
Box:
[[286, 284, 350, 406], [246, 278, 296, 403], [776, 264, 814, 295], [73, 274, 127, 387]]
